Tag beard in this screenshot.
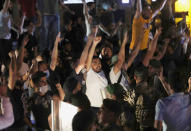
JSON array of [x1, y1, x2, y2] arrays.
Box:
[[15, 80, 24, 88], [102, 55, 111, 61]]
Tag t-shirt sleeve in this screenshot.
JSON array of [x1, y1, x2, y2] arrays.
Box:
[[155, 99, 164, 121]]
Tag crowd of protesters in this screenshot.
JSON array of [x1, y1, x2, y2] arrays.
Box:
[[0, 0, 191, 131]]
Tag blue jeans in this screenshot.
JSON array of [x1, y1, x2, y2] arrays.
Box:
[[39, 15, 60, 52]]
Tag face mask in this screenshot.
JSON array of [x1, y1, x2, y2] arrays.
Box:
[[43, 70, 50, 78], [39, 85, 49, 94]]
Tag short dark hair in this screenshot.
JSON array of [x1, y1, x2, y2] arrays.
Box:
[[92, 56, 101, 60], [87, 2, 94, 7], [71, 92, 91, 110], [63, 76, 79, 102], [134, 65, 148, 80], [103, 99, 122, 117], [101, 40, 113, 51], [168, 70, 184, 92], [72, 110, 95, 131], [38, 61, 47, 69], [142, 0, 151, 10], [32, 71, 46, 85], [100, 12, 115, 27]]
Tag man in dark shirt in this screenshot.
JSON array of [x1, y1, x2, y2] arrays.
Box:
[[126, 66, 160, 131], [26, 71, 64, 130]]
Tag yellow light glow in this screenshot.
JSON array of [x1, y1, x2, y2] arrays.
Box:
[[147, 0, 152, 4], [175, 0, 191, 34]]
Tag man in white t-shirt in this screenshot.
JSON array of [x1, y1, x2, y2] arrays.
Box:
[[109, 32, 129, 91], [85, 36, 108, 108], [86, 56, 108, 107]]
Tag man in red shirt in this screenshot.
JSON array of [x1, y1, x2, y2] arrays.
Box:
[[17, 0, 36, 19]]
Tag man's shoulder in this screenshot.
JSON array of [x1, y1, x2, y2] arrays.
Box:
[[156, 94, 179, 107]]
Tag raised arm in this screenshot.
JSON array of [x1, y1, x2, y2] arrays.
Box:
[[187, 77, 191, 93], [75, 35, 94, 74], [55, 83, 65, 101], [35, 10, 42, 28], [99, 24, 111, 37], [142, 28, 162, 67], [82, 0, 89, 19], [2, 0, 10, 14], [125, 30, 144, 71], [8, 51, 17, 90], [158, 66, 173, 96], [17, 36, 29, 71], [86, 36, 102, 71], [50, 32, 62, 71], [152, 0, 168, 19], [59, 0, 75, 15], [153, 38, 170, 61], [113, 32, 128, 74], [134, 0, 142, 19]]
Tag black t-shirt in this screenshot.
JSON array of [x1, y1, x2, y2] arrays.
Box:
[[30, 92, 52, 130], [6, 88, 25, 128]]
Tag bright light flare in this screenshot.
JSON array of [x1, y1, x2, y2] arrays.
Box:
[[122, 0, 129, 3], [175, 0, 191, 35]]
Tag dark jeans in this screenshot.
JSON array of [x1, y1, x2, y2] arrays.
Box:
[[39, 15, 60, 52]]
